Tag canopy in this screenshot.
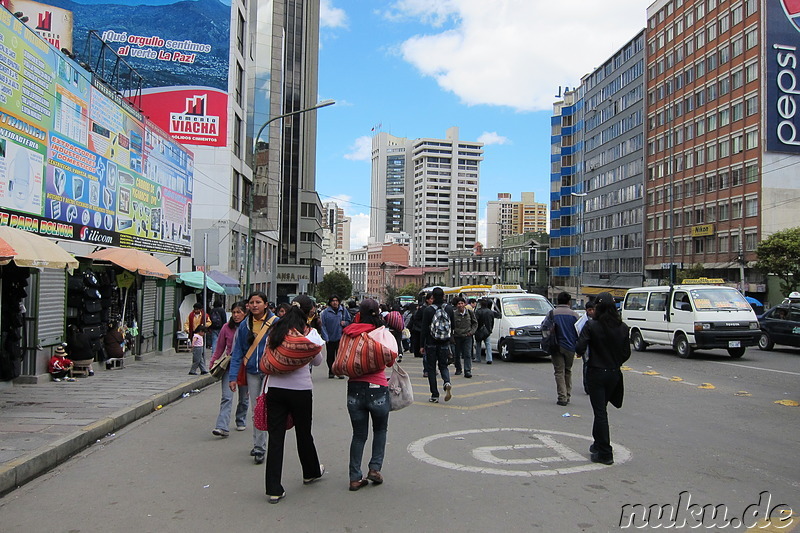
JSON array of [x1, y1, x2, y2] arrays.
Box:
[[207, 269, 242, 295], [176, 271, 225, 294], [0, 226, 78, 271], [87, 247, 171, 279], [745, 296, 763, 307]]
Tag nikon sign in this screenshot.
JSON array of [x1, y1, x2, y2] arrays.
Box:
[[767, 1, 800, 153]]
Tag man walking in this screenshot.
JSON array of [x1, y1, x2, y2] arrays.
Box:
[[550, 291, 579, 406], [421, 287, 455, 403], [452, 297, 478, 378], [474, 298, 495, 364], [319, 295, 350, 379]]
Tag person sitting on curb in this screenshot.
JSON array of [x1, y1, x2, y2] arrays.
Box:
[[48, 345, 75, 382]]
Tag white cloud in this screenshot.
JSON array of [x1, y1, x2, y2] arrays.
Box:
[[343, 135, 373, 161], [320, 0, 347, 28], [348, 212, 371, 249], [477, 131, 510, 146], [392, 0, 645, 111]]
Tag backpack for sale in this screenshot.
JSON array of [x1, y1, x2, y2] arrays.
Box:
[[540, 310, 559, 355], [429, 305, 451, 341]]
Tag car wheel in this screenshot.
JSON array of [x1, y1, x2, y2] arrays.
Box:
[[758, 332, 774, 351], [498, 341, 514, 362], [727, 347, 746, 358], [674, 334, 693, 359], [631, 330, 648, 352]]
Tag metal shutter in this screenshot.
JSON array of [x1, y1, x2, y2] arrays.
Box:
[[37, 269, 66, 346], [161, 283, 175, 321], [141, 279, 158, 338]]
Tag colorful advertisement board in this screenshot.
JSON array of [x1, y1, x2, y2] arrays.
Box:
[[0, 8, 193, 255], [1, 0, 73, 52], [40, 0, 232, 147], [766, 0, 800, 154]]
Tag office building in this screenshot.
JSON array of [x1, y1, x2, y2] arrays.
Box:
[[321, 201, 351, 277], [486, 192, 548, 248]]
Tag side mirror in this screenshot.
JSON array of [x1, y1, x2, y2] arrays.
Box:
[[681, 303, 692, 312], [493, 310, 501, 318]]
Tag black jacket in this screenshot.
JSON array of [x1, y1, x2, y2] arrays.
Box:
[[576, 319, 631, 369], [421, 303, 455, 345], [475, 307, 494, 335]]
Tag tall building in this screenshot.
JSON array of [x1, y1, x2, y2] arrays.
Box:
[[644, 0, 800, 298], [371, 127, 483, 267], [486, 192, 547, 248], [321, 201, 351, 277], [579, 31, 646, 297]]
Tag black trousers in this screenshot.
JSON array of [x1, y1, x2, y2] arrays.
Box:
[[586, 367, 622, 459], [325, 340, 340, 373], [265, 387, 321, 496]]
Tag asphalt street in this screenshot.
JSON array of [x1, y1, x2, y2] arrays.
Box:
[[0, 347, 798, 532]]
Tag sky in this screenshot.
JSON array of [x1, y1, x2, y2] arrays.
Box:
[[315, 0, 650, 249]]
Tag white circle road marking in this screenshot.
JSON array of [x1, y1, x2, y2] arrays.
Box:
[[408, 428, 631, 476]]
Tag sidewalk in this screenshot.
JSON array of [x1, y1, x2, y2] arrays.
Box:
[[0, 351, 215, 495]]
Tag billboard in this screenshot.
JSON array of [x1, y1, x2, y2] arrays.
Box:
[[0, 9, 193, 255], [766, 0, 800, 153], [41, 0, 232, 147], [0, 0, 73, 51]]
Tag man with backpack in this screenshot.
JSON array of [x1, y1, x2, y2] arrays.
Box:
[[542, 292, 579, 406], [421, 287, 455, 403]]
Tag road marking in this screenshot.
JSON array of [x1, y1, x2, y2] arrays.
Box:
[[712, 362, 800, 376], [450, 387, 517, 398], [415, 397, 538, 410], [408, 428, 631, 476]]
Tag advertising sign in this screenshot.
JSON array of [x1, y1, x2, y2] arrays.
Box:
[[0, 10, 193, 255], [766, 0, 800, 153], [0, 0, 73, 51], [41, 0, 232, 147]]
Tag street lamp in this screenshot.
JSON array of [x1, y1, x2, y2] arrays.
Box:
[[245, 99, 335, 293], [571, 191, 587, 305]]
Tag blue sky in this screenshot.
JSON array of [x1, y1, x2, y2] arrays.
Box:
[[315, 0, 649, 248]]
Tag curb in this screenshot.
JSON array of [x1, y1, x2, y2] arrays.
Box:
[[0, 375, 216, 495]]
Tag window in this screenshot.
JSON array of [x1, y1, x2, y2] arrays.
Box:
[[746, 0, 757, 16], [718, 14, 730, 34], [707, 23, 717, 42], [719, 138, 730, 158], [745, 130, 758, 150], [718, 201, 729, 220], [707, 143, 717, 161], [241, 179, 251, 216], [732, 199, 743, 219], [732, 101, 744, 121], [745, 163, 758, 183], [648, 293, 668, 311], [745, 27, 758, 49], [719, 107, 730, 126], [696, 117, 706, 135], [732, 69, 744, 89], [694, 238, 705, 254], [745, 233, 758, 251], [732, 36, 744, 57], [732, 5, 743, 25], [707, 113, 717, 131], [745, 62, 758, 83], [231, 171, 241, 210], [237, 11, 245, 53], [233, 114, 242, 157], [746, 95, 758, 116], [706, 175, 716, 192], [719, 45, 730, 65], [745, 197, 758, 217], [719, 235, 729, 252], [731, 167, 743, 186]]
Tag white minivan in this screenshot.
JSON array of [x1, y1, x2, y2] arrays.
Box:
[[622, 285, 760, 358], [486, 291, 554, 361]]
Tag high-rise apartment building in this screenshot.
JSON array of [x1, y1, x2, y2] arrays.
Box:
[[321, 201, 351, 277], [645, 0, 799, 298], [486, 192, 548, 248], [371, 127, 483, 267]]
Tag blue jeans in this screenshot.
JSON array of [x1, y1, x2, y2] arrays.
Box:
[[454, 336, 473, 374], [424, 342, 452, 397], [478, 337, 492, 362], [246, 372, 267, 454], [209, 329, 220, 353], [215, 370, 249, 431], [347, 381, 390, 481]]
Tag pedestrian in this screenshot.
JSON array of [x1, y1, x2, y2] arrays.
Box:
[[210, 300, 248, 437], [48, 345, 75, 382], [384, 309, 404, 363], [339, 298, 397, 491], [228, 291, 277, 464], [402, 304, 416, 354], [575, 301, 596, 395], [549, 291, 580, 406], [208, 299, 227, 354], [421, 287, 455, 403], [189, 325, 209, 375], [319, 295, 350, 379], [474, 298, 495, 364], [260, 294, 325, 504], [575, 292, 630, 465], [451, 296, 478, 378], [184, 302, 211, 334], [412, 294, 432, 374], [276, 302, 291, 317]]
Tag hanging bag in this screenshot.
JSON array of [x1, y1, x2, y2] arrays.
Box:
[[237, 316, 274, 385], [388, 363, 414, 411], [333, 327, 397, 377], [209, 353, 231, 379], [253, 375, 294, 431]]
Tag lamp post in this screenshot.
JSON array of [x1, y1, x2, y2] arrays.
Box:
[[570, 191, 587, 305], [245, 99, 335, 294]]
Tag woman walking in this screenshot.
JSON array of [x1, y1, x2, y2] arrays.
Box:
[[228, 292, 276, 464], [210, 301, 248, 437], [339, 299, 398, 491], [575, 292, 630, 466], [260, 295, 325, 503]]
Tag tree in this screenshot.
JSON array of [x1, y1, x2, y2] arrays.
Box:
[[755, 227, 800, 296], [384, 283, 420, 307], [315, 271, 353, 303], [675, 263, 706, 284]]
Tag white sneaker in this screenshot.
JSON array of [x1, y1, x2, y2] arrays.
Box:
[[65, 377, 76, 382], [236, 425, 246, 431], [53, 378, 62, 382]]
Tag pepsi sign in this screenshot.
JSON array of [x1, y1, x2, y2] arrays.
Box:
[[767, 0, 800, 153]]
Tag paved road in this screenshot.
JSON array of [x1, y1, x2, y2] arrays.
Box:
[[1, 348, 798, 532]]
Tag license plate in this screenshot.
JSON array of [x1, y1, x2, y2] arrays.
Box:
[[729, 341, 741, 348]]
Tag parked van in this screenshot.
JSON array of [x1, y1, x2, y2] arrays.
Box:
[[622, 285, 760, 358], [485, 291, 554, 361]]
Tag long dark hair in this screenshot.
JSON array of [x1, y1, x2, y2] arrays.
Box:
[[356, 298, 385, 328], [268, 295, 315, 349], [246, 291, 270, 346], [594, 294, 622, 328], [227, 300, 246, 330]]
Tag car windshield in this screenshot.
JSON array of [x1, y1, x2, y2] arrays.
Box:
[[502, 297, 552, 317], [689, 288, 750, 311]]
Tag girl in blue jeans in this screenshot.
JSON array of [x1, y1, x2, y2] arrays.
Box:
[[340, 299, 398, 491]]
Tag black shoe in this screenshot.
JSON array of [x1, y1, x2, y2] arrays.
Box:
[[200, 371, 209, 375], [254, 453, 265, 464], [464, 372, 472, 378], [428, 396, 439, 403], [556, 400, 568, 406], [589, 444, 597, 454], [250, 448, 258, 457], [454, 370, 462, 376], [328, 373, 335, 379], [88, 370, 95, 376], [188, 372, 198, 375], [591, 453, 613, 465], [337, 375, 345, 379], [486, 361, 492, 365]]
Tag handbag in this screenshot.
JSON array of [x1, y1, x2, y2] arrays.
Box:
[[209, 353, 231, 379], [475, 324, 490, 341], [388, 363, 414, 411], [253, 377, 295, 431], [401, 327, 411, 340]]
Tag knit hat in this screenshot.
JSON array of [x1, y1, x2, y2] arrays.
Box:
[[54, 345, 67, 357]]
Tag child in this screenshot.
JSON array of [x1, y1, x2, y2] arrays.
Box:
[[48, 345, 76, 382], [189, 325, 209, 375]]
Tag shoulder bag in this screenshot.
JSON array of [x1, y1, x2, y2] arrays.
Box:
[[236, 316, 275, 385], [209, 353, 231, 379], [388, 363, 414, 411]]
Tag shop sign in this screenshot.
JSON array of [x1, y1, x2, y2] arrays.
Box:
[[766, 1, 800, 153], [691, 224, 715, 237]]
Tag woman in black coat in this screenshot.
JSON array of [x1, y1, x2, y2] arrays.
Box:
[[575, 292, 630, 466]]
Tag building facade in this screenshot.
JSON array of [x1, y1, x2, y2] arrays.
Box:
[[321, 201, 351, 277], [370, 133, 415, 245], [349, 246, 368, 301], [365, 243, 410, 301], [486, 192, 548, 248]]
